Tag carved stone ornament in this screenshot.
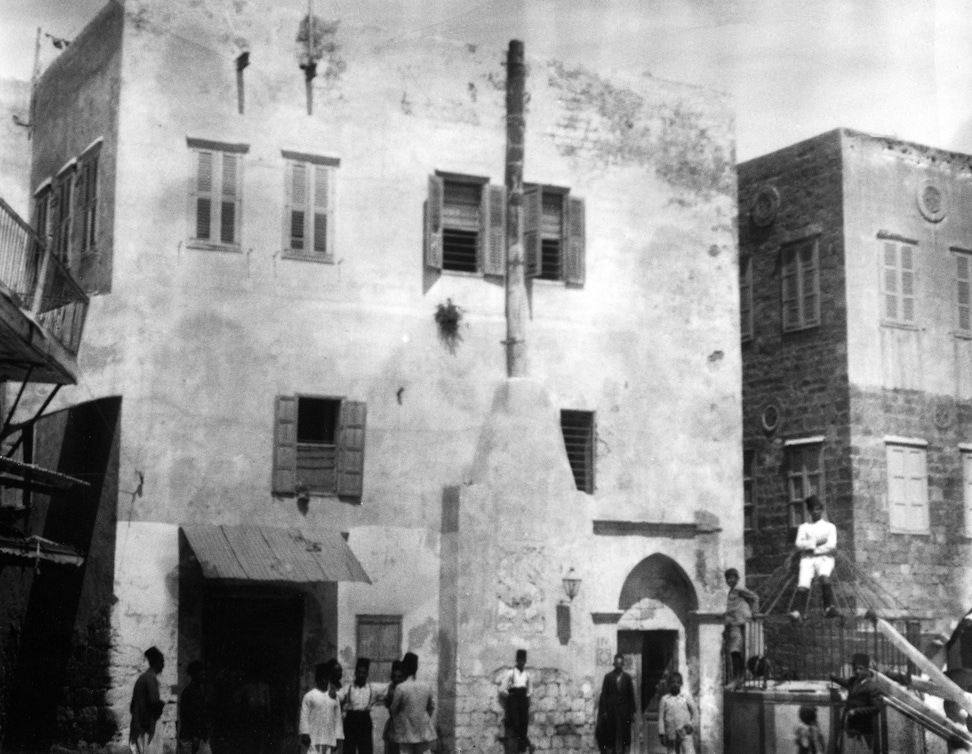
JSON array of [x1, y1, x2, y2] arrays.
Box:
[[761, 402, 781, 434], [751, 185, 781, 228], [932, 400, 955, 430], [917, 181, 946, 223]]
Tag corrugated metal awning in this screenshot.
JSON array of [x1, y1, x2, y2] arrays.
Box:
[[0, 456, 89, 490], [181, 525, 371, 584]]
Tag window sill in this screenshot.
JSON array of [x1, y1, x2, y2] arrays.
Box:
[[439, 269, 483, 278], [880, 321, 920, 332], [952, 330, 972, 341], [187, 241, 242, 253], [888, 529, 930, 536], [782, 323, 820, 335], [282, 251, 335, 264]]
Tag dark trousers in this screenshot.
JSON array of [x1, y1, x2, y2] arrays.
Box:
[[345, 710, 374, 754], [507, 688, 531, 753]]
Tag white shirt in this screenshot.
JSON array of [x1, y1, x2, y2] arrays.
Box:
[[795, 518, 837, 556], [501, 667, 532, 697], [339, 682, 389, 712], [300, 688, 344, 747]]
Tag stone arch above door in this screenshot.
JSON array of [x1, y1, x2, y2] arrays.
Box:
[[618, 553, 699, 625]]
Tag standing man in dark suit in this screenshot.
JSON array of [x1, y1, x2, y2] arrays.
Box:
[[596, 653, 636, 754]]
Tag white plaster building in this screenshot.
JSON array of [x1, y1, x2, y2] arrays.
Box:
[[3, 1, 742, 752]]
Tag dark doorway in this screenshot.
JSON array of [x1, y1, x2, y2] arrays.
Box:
[[205, 587, 304, 754], [618, 629, 678, 754]]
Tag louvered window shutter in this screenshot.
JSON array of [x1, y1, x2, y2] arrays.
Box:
[[564, 196, 586, 286], [425, 175, 444, 270], [907, 448, 928, 530], [781, 246, 798, 331], [964, 453, 972, 537], [482, 184, 506, 276], [272, 395, 298, 495], [957, 254, 971, 332], [336, 400, 367, 499], [220, 153, 239, 244], [86, 154, 99, 250], [523, 185, 541, 278], [195, 151, 214, 240], [882, 243, 898, 321], [313, 165, 329, 254], [887, 446, 908, 530], [800, 241, 819, 326], [289, 162, 307, 251]]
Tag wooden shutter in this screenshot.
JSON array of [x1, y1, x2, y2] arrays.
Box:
[[425, 175, 444, 270], [887, 445, 908, 530], [882, 243, 899, 321], [905, 447, 928, 531], [800, 240, 819, 326], [312, 165, 330, 255], [964, 452, 972, 537], [900, 245, 915, 323], [195, 151, 215, 240], [958, 254, 971, 332], [220, 153, 240, 244], [336, 400, 367, 498], [482, 183, 506, 276], [287, 162, 307, 251], [781, 245, 798, 331], [523, 185, 541, 278], [272, 395, 298, 494], [564, 196, 586, 286]]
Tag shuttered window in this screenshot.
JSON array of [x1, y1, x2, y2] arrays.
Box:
[[51, 169, 75, 264], [356, 615, 402, 683], [75, 148, 100, 254], [561, 409, 595, 493], [740, 255, 753, 341], [886, 441, 928, 533], [786, 442, 823, 527], [524, 185, 586, 286], [442, 179, 481, 272], [961, 450, 972, 538], [956, 253, 971, 335], [882, 242, 917, 325], [272, 395, 366, 501], [188, 140, 247, 248], [423, 173, 505, 278], [743, 449, 755, 531], [33, 185, 51, 242], [283, 153, 338, 259], [781, 238, 820, 332]]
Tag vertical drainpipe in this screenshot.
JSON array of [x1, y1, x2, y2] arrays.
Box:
[[505, 40, 527, 378]]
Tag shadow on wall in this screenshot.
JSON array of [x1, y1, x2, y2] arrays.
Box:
[[1, 396, 122, 752]]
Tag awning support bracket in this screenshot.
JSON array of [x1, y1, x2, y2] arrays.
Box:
[[2, 383, 61, 454]]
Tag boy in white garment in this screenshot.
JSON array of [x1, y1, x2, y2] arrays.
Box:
[[789, 495, 839, 623]]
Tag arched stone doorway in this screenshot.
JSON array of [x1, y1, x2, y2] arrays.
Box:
[[616, 554, 698, 754]]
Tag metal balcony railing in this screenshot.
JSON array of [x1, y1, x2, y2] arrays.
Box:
[[0, 196, 88, 356]]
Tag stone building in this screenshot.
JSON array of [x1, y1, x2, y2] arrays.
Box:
[[740, 129, 972, 635], [4, 1, 741, 752]]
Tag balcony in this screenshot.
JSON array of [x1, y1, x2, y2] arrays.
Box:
[[0, 197, 89, 384]]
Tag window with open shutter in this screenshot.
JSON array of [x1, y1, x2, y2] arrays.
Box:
[[75, 147, 99, 254], [963, 451, 972, 538], [283, 152, 338, 260], [336, 400, 366, 500], [425, 175, 444, 270], [272, 395, 298, 494], [441, 179, 481, 272], [482, 184, 506, 276], [786, 441, 823, 527], [886, 441, 928, 533], [51, 169, 74, 264], [523, 184, 542, 278], [188, 139, 247, 248], [564, 195, 586, 287]]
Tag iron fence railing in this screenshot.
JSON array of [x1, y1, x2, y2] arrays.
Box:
[[729, 614, 923, 690], [0, 197, 88, 356]]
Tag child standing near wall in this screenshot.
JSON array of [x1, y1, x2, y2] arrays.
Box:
[[658, 672, 698, 754], [724, 567, 759, 687], [794, 705, 826, 754]]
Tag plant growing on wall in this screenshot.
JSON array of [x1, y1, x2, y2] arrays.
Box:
[[434, 299, 463, 353]]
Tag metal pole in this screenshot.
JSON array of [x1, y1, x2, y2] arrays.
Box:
[[504, 40, 527, 378]]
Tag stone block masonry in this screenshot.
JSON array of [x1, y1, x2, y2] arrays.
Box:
[[455, 669, 595, 754]]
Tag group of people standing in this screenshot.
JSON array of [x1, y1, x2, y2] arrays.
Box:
[[299, 652, 437, 754]]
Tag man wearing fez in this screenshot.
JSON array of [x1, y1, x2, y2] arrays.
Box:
[[300, 660, 344, 753], [341, 657, 390, 754], [130, 646, 166, 753], [499, 649, 534, 754], [391, 652, 437, 754], [831, 653, 882, 753]]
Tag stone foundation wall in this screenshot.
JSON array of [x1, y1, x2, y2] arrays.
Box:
[[455, 669, 595, 754]]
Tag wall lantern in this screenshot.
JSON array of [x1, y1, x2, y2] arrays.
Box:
[[562, 567, 581, 602]]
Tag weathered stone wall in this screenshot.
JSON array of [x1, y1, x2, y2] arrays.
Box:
[[455, 669, 595, 754], [0, 77, 31, 215], [738, 130, 854, 584]]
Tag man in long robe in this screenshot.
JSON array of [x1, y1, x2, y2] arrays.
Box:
[[596, 653, 636, 754]]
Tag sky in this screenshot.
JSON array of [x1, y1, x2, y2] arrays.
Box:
[[1, 0, 971, 161]]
